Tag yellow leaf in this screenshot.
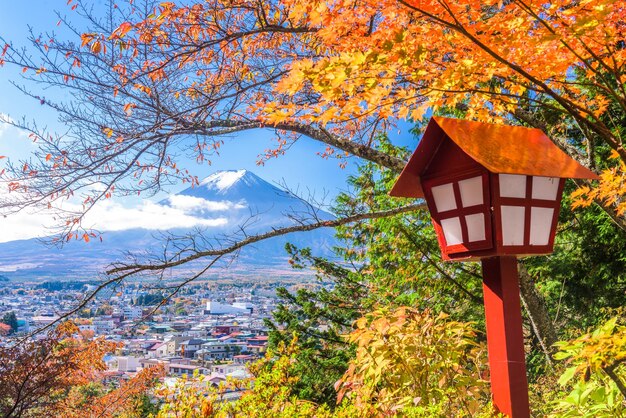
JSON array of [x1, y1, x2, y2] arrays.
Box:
[[102, 127, 114, 138]]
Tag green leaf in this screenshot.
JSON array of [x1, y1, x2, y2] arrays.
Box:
[[558, 366, 578, 386]]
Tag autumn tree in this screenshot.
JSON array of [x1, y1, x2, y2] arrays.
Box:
[[1, 0, 622, 220], [266, 144, 489, 405], [267, 244, 370, 406], [548, 316, 626, 416], [0, 312, 18, 335], [0, 3, 616, 242], [0, 321, 162, 417], [335, 307, 490, 415], [0, 321, 110, 416], [0, 0, 620, 294], [0, 0, 624, 403], [55, 366, 163, 418]]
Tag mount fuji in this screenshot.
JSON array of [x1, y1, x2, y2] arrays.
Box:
[[0, 170, 338, 280]]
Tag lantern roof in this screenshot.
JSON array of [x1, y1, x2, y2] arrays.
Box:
[[390, 117, 599, 198]]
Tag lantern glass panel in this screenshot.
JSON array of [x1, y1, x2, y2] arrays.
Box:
[[499, 174, 526, 198], [459, 176, 483, 207], [440, 217, 463, 245], [529, 207, 554, 245], [465, 213, 486, 242], [431, 183, 457, 212], [532, 176, 559, 200], [501, 205, 525, 245]]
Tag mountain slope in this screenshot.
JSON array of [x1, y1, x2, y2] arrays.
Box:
[[164, 169, 333, 229], [0, 170, 337, 280]]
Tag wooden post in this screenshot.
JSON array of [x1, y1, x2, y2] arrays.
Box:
[[481, 256, 530, 417]]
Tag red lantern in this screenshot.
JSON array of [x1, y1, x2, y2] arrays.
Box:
[[390, 117, 598, 417], [424, 171, 566, 259]]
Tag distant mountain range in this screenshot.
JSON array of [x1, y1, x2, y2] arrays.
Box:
[[0, 170, 337, 281]]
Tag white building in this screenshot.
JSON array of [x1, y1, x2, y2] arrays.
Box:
[[211, 363, 248, 376], [167, 363, 209, 377], [108, 356, 141, 372], [123, 306, 143, 320], [196, 339, 247, 361], [205, 301, 252, 315], [93, 319, 116, 333], [30, 316, 59, 328], [146, 342, 169, 359], [232, 302, 254, 313]]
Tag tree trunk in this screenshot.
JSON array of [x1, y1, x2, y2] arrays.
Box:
[[518, 263, 558, 365]]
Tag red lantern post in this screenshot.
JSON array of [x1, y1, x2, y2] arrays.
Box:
[[390, 117, 598, 417]]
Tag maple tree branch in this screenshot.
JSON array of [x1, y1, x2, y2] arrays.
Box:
[[168, 118, 406, 173], [511, 0, 626, 115], [398, 0, 626, 163], [20, 203, 425, 337], [603, 361, 626, 399], [397, 224, 482, 304], [106, 203, 425, 275], [272, 121, 407, 173], [1, 2, 407, 241]]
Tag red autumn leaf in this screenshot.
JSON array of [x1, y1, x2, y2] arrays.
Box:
[[90, 41, 102, 54], [123, 102, 136, 116], [113, 22, 134, 39], [80, 33, 95, 47]]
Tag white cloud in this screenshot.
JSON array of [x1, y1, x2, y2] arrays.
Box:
[[0, 193, 233, 243], [0, 113, 36, 160], [0, 113, 15, 134], [166, 195, 245, 212], [0, 209, 52, 243], [84, 200, 228, 231]]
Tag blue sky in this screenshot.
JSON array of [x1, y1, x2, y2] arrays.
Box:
[[0, 1, 418, 241]]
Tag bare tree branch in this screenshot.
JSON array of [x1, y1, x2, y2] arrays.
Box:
[[21, 203, 425, 337]]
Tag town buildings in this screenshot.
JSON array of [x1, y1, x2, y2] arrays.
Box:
[[0, 279, 301, 386]]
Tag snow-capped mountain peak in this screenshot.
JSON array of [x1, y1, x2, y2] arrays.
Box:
[[188, 169, 285, 201], [200, 169, 249, 191], [0, 169, 336, 278]]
